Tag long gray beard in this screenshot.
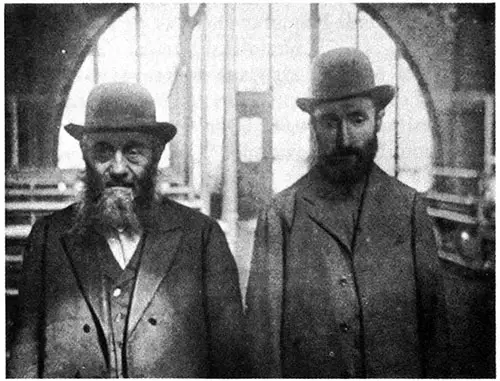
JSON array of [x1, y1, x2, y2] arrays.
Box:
[[93, 187, 141, 232], [71, 168, 161, 235]]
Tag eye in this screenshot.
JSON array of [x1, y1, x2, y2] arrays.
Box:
[[125, 147, 142, 162], [350, 113, 367, 125], [127, 148, 140, 156], [318, 115, 341, 129], [92, 143, 114, 162], [124, 144, 152, 163]]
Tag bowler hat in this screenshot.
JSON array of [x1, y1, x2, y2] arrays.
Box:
[[297, 47, 395, 113], [65, 82, 177, 143]]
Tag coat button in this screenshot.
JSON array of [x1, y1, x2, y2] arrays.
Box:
[[339, 322, 349, 332], [83, 324, 91, 333], [328, 351, 335, 358], [148, 318, 157, 326], [113, 288, 122, 297]]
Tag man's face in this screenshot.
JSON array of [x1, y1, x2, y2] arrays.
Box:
[[82, 131, 157, 195], [78, 131, 160, 232], [311, 97, 381, 184]]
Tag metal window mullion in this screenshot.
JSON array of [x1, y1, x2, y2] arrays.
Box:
[[268, 4, 273, 92], [222, 3, 238, 248], [394, 48, 400, 178], [200, 8, 209, 215], [308, 4, 320, 168], [310, 4, 319, 64], [93, 44, 99, 84], [483, 95, 494, 176], [8, 95, 19, 170], [355, 7, 360, 49], [135, 4, 141, 83]]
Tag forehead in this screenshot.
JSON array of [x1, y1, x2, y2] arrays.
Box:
[[313, 97, 375, 118], [83, 131, 156, 147]]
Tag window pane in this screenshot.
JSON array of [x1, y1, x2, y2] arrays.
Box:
[[320, 3, 357, 51], [397, 58, 433, 191], [272, 3, 310, 192], [97, 7, 137, 83], [359, 12, 397, 86], [239, 118, 263, 162], [192, 23, 203, 189], [201, 4, 226, 190], [58, 54, 94, 169], [140, 3, 180, 170], [140, 3, 179, 122], [236, 4, 270, 91]]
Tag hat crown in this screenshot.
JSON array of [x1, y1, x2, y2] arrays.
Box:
[[85, 82, 157, 127], [296, 47, 395, 113], [64, 82, 177, 143], [311, 47, 375, 100]]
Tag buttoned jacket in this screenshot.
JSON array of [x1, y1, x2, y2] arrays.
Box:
[[245, 165, 449, 378], [9, 198, 244, 378]]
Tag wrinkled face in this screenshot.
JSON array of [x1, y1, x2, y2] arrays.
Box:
[[311, 97, 382, 184], [76, 131, 162, 232], [81, 131, 158, 195]]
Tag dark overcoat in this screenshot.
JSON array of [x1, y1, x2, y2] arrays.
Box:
[[245, 165, 449, 378], [8, 198, 244, 378]]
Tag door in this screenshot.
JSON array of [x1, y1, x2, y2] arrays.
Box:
[[236, 91, 273, 220]]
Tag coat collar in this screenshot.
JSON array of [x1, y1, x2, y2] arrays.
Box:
[[59, 198, 185, 335], [353, 165, 408, 251], [298, 166, 367, 253], [127, 201, 184, 334], [299, 165, 406, 254]]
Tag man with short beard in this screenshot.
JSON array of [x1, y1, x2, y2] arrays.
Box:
[[9, 82, 244, 378], [245, 48, 449, 378]]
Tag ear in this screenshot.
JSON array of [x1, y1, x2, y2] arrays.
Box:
[[375, 109, 385, 133]]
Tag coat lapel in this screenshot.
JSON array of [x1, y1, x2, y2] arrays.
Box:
[[302, 196, 353, 254], [354, 165, 408, 254], [127, 201, 184, 335], [299, 169, 365, 254], [60, 228, 109, 331], [299, 165, 407, 256]]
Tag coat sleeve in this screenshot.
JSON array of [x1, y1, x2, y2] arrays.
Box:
[[412, 193, 450, 377], [8, 219, 47, 378], [203, 221, 246, 378], [244, 205, 287, 377]]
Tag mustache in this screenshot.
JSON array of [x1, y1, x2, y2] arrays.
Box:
[[323, 147, 363, 160], [105, 180, 135, 188]]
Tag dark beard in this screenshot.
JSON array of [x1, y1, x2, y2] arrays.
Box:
[[72, 164, 159, 234], [311, 134, 378, 189]]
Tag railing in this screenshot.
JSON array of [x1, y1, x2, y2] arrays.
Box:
[[426, 166, 494, 273]]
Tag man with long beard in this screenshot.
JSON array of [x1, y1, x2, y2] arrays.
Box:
[[9, 82, 244, 378], [245, 48, 449, 378]]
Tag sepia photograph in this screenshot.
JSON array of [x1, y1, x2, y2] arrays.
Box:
[[4, 2, 495, 378]]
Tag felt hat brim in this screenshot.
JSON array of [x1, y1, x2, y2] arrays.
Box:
[[296, 84, 395, 114], [64, 122, 177, 144]]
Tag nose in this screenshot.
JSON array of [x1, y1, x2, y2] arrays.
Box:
[[336, 120, 351, 148], [110, 151, 127, 176]]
